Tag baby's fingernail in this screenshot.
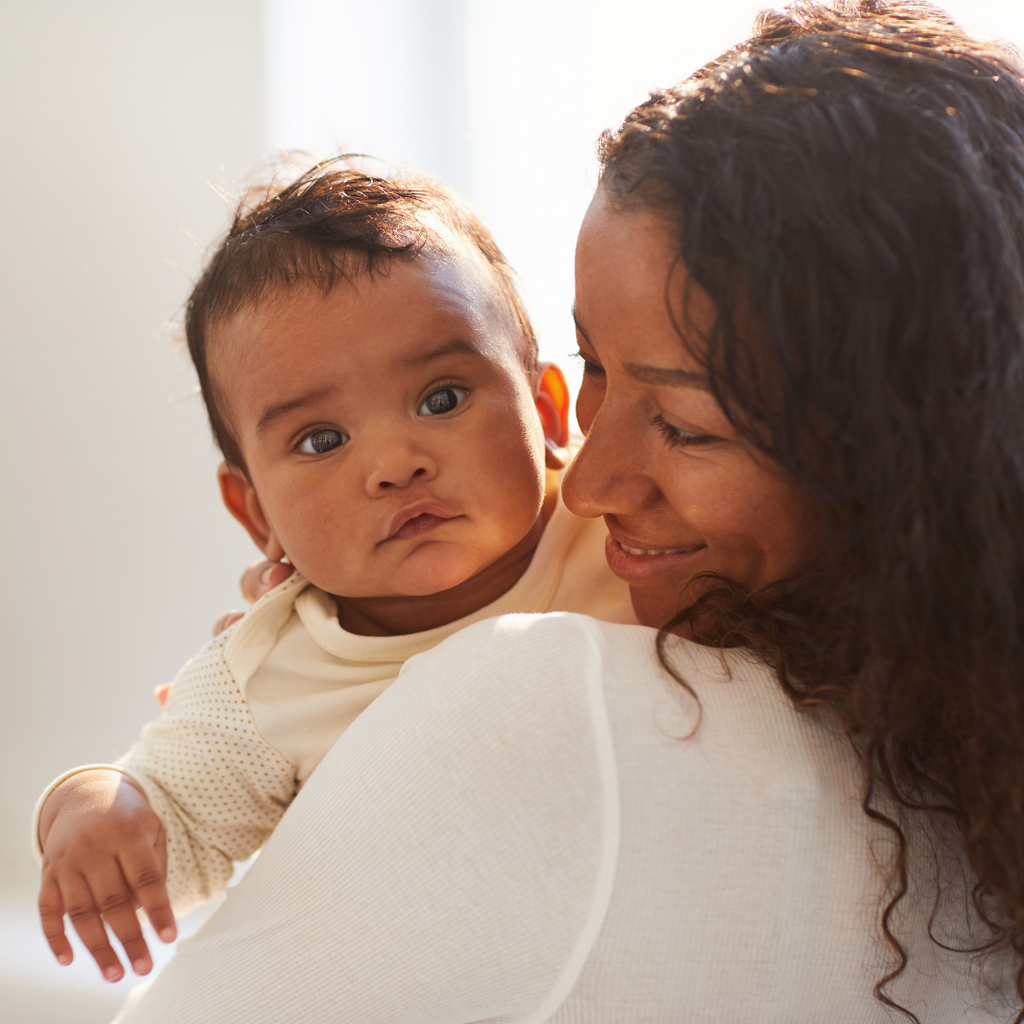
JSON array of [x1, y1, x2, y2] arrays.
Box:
[[158, 926, 176, 942], [132, 958, 151, 975], [103, 965, 122, 982], [260, 564, 276, 585], [57, 953, 71, 966]]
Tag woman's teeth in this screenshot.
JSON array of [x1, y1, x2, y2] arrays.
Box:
[[620, 543, 688, 556]]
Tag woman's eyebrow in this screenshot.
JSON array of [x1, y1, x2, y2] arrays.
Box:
[[624, 363, 709, 388], [572, 307, 707, 387], [571, 307, 590, 342]]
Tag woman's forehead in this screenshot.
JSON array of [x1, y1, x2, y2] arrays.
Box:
[[575, 191, 715, 372]]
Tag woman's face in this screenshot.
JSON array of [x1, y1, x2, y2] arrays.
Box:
[[561, 190, 822, 628]]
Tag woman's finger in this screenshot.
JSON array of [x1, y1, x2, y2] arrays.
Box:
[[240, 560, 294, 605]]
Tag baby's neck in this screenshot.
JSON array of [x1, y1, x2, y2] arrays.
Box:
[[334, 492, 555, 637]]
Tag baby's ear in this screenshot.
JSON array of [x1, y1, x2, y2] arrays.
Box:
[[217, 462, 286, 561], [534, 362, 570, 468]]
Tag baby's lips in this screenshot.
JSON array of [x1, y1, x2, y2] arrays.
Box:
[[384, 500, 457, 542]]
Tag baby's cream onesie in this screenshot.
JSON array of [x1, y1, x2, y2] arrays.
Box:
[[34, 494, 635, 913]]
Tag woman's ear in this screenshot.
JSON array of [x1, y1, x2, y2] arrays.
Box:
[[217, 462, 286, 561], [534, 362, 571, 469]]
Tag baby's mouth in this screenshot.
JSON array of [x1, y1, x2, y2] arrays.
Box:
[[388, 513, 454, 542], [383, 501, 461, 544]]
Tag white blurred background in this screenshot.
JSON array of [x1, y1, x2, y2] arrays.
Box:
[[2, 1, 1022, 1019]]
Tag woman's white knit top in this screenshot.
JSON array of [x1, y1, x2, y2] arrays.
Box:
[[115, 614, 1018, 1023]]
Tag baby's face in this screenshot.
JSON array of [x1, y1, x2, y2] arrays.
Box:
[[210, 249, 547, 598]]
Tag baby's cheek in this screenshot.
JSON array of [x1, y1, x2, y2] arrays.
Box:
[[276, 514, 368, 594]]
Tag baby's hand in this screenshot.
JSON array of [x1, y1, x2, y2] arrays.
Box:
[[240, 559, 295, 607], [37, 770, 176, 982], [208, 560, 296, 640], [158, 562, 294, 711]]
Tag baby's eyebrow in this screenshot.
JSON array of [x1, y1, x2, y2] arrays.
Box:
[[408, 339, 483, 365], [256, 388, 334, 434]]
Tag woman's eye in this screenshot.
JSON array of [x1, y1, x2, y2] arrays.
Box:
[[652, 414, 711, 449], [572, 350, 605, 379], [297, 428, 348, 455], [418, 387, 467, 416]]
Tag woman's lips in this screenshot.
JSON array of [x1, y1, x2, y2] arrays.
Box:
[[604, 532, 706, 582]]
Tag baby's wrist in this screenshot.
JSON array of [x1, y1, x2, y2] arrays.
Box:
[[39, 770, 145, 849]]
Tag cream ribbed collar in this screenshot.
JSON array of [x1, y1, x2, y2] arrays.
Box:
[[295, 492, 581, 664]]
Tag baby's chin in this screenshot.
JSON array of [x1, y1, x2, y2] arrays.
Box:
[[306, 552, 492, 603]]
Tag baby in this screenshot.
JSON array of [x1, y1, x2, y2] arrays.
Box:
[[34, 159, 635, 982]]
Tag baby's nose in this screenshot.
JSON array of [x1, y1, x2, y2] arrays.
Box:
[[365, 449, 437, 494]]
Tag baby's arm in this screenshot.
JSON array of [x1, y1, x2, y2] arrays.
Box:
[[38, 769, 174, 982], [35, 626, 298, 978]]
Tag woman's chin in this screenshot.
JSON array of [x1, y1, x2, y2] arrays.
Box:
[[602, 537, 732, 629], [626, 588, 685, 629]]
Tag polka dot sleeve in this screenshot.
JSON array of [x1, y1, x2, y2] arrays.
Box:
[[114, 625, 298, 915]]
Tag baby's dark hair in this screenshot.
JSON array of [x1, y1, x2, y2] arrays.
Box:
[[185, 157, 537, 468]]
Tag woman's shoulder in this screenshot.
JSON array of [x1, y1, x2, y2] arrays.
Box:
[[376, 612, 629, 738], [417, 610, 658, 666], [395, 611, 781, 733], [394, 612, 660, 718]]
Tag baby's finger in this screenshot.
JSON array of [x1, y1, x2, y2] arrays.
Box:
[[121, 845, 176, 946], [61, 873, 126, 982], [212, 611, 244, 637], [86, 862, 156, 977], [38, 876, 73, 966], [240, 559, 294, 605]]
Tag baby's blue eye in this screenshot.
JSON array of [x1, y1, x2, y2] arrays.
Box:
[[297, 428, 348, 455], [418, 387, 467, 416]]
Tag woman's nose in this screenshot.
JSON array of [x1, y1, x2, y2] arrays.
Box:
[[561, 403, 658, 518], [365, 444, 438, 496]]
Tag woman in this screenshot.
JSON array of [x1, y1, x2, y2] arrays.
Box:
[[115, 2, 1024, 1021]]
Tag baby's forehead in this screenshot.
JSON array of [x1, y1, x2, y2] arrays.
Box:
[[207, 246, 527, 393]]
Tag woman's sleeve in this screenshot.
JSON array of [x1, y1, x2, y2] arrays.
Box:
[[113, 613, 620, 1024]]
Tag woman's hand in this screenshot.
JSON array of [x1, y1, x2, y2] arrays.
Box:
[[37, 770, 175, 981]]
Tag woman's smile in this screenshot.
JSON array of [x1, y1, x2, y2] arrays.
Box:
[[603, 527, 706, 584]]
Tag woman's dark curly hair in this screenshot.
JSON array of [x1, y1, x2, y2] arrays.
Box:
[[599, 1, 1024, 1018]]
